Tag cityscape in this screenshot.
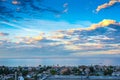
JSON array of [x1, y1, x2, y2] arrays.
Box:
[[0, 65, 120, 80], [0, 0, 120, 80]]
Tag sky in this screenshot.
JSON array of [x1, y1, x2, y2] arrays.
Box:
[[0, 0, 120, 58]]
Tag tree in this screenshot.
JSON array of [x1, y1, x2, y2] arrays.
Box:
[[22, 70, 29, 76], [104, 69, 113, 76], [50, 69, 57, 75], [89, 66, 95, 73], [72, 67, 81, 75]]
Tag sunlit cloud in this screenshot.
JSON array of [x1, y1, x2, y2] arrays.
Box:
[[0, 19, 120, 57], [12, 0, 20, 5], [96, 0, 120, 12], [49, 34, 65, 39], [86, 19, 118, 30], [64, 43, 104, 51], [0, 0, 120, 59], [15, 35, 44, 44], [72, 49, 120, 57], [55, 19, 119, 32]]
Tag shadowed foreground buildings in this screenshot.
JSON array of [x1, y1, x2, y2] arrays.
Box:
[[0, 65, 120, 80], [47, 76, 120, 80]]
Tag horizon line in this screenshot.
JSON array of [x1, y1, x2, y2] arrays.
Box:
[[0, 56, 119, 59]]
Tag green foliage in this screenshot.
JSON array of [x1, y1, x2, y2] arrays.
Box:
[[89, 66, 95, 73], [0, 66, 10, 75], [104, 69, 113, 76], [38, 68, 46, 73], [72, 67, 81, 75], [50, 69, 57, 75], [8, 78, 14, 80], [95, 74, 100, 76], [33, 74, 38, 80], [22, 70, 29, 76]]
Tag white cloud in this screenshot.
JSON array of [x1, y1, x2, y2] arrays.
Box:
[[63, 3, 69, 13], [1, 21, 41, 33]]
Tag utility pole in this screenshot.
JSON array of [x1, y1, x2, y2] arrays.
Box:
[[15, 72, 17, 80]]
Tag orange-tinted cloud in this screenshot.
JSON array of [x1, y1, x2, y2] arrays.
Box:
[[15, 35, 44, 44], [12, 0, 20, 5], [63, 19, 119, 32], [87, 19, 118, 30], [96, 0, 120, 12]]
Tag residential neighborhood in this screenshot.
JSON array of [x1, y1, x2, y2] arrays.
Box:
[[0, 65, 120, 80]]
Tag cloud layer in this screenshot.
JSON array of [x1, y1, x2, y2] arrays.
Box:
[[0, 19, 120, 58]]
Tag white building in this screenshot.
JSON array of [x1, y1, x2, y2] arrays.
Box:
[[18, 73, 24, 80], [112, 72, 120, 76], [18, 76, 24, 80]]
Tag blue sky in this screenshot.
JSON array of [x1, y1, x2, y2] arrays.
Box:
[[0, 0, 120, 58]]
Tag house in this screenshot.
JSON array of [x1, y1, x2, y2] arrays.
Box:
[[18, 73, 24, 80], [112, 71, 120, 76]]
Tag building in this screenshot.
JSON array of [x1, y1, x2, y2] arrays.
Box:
[[18, 73, 24, 80]]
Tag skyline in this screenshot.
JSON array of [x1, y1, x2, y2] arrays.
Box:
[[0, 0, 120, 58]]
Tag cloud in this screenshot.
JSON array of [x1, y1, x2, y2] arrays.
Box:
[[88, 35, 114, 41], [14, 19, 120, 47], [0, 0, 64, 21], [1, 21, 41, 33], [72, 49, 120, 57], [64, 43, 105, 51], [53, 19, 119, 32], [0, 32, 9, 36], [12, 0, 20, 5], [63, 3, 68, 8], [49, 34, 65, 39], [0, 19, 120, 57], [15, 35, 44, 44], [63, 3, 69, 13], [19, 19, 86, 32], [47, 19, 120, 52], [96, 0, 120, 12], [7, 44, 42, 49], [63, 8, 68, 13], [86, 19, 119, 30]]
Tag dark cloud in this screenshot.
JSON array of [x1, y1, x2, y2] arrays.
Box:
[[0, 0, 63, 21]]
